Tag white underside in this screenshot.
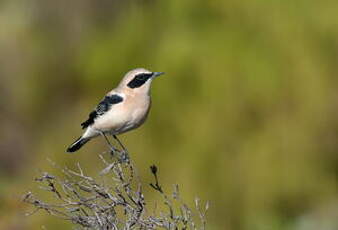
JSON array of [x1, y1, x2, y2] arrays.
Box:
[[82, 93, 151, 140]]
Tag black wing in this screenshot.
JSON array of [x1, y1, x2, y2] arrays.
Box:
[[81, 94, 123, 129]]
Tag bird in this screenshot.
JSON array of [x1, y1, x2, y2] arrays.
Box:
[[66, 68, 164, 153]]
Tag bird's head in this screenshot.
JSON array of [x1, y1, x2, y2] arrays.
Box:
[[118, 68, 164, 94]]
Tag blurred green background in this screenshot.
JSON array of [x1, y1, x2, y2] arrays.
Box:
[[0, 0, 337, 229]]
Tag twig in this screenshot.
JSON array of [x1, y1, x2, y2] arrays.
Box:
[[23, 152, 208, 229]]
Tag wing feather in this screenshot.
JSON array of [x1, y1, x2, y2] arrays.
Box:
[[81, 94, 123, 129]]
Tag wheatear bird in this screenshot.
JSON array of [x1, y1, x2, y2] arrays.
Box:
[[67, 68, 164, 153]]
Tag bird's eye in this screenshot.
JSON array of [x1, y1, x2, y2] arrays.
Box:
[[137, 73, 151, 80], [127, 73, 153, 88]]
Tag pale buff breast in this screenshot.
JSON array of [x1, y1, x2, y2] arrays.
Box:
[[92, 92, 151, 134]]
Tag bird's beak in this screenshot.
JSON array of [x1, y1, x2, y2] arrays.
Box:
[[152, 72, 165, 78]]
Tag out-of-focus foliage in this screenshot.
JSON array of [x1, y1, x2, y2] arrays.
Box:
[[0, 0, 337, 229]]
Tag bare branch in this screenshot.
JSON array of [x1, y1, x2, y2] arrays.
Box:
[[23, 153, 208, 229]]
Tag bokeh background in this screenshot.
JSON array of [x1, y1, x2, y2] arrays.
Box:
[[0, 0, 337, 229]]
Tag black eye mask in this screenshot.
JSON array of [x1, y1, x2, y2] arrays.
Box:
[[127, 73, 153, 88]]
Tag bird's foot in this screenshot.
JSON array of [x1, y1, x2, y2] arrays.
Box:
[[117, 150, 130, 163], [109, 146, 119, 156], [108, 147, 129, 163]]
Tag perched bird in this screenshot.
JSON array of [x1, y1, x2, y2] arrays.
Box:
[[67, 68, 164, 153]]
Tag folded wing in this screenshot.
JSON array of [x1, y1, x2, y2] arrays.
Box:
[[81, 94, 123, 129]]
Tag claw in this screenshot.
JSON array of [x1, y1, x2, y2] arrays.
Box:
[[119, 150, 130, 163]]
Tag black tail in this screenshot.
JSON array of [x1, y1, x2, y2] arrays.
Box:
[[67, 137, 90, 153]]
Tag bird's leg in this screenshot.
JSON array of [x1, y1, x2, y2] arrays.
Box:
[[99, 131, 118, 155], [113, 135, 127, 152], [113, 135, 129, 162]]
